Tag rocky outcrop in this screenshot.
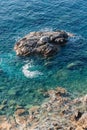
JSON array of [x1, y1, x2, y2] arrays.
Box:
[[14, 31, 70, 57], [0, 87, 87, 130]]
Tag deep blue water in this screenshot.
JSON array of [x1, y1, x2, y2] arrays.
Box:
[[0, 0, 87, 115]]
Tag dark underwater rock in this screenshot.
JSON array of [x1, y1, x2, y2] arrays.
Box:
[[14, 31, 70, 57], [0, 69, 3, 74], [67, 61, 83, 70]]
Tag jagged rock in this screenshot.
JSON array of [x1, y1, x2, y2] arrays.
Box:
[[47, 87, 67, 99], [15, 108, 29, 116], [29, 106, 40, 114], [77, 113, 87, 129], [14, 31, 69, 57], [74, 111, 83, 121]]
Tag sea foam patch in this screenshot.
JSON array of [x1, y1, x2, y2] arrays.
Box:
[[22, 63, 43, 78]]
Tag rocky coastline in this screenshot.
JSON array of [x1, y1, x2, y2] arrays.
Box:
[[2, 31, 86, 129], [0, 87, 87, 130], [14, 31, 73, 57]]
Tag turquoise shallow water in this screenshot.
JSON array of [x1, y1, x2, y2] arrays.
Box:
[[0, 0, 87, 115]]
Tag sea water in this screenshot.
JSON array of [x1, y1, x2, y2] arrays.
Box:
[[0, 0, 87, 115]]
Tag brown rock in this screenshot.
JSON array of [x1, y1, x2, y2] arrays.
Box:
[[14, 31, 69, 57], [0, 120, 11, 130], [74, 111, 83, 121], [55, 87, 67, 95], [15, 115, 28, 127], [29, 106, 40, 115], [77, 113, 87, 128], [15, 108, 29, 116]]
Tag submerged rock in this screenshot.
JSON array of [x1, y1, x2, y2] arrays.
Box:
[[0, 69, 3, 73], [0, 86, 5, 92], [8, 89, 19, 96], [0, 104, 6, 111], [14, 31, 70, 57], [67, 61, 83, 70], [9, 100, 16, 106]]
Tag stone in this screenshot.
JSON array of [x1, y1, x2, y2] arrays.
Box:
[[0, 86, 5, 91], [38, 36, 50, 45], [74, 111, 83, 121], [68, 127, 75, 130], [14, 31, 69, 57], [67, 61, 83, 70], [0, 104, 6, 110], [15, 108, 29, 116], [77, 113, 87, 128], [2, 100, 7, 105], [8, 117, 17, 129], [47, 87, 67, 99], [67, 32, 74, 37], [29, 106, 40, 115], [15, 115, 28, 126], [0, 115, 7, 122], [15, 105, 23, 109], [8, 89, 19, 96], [9, 100, 16, 106], [81, 95, 87, 104], [55, 87, 67, 95], [0, 121, 11, 130], [0, 69, 3, 73], [54, 37, 67, 45]]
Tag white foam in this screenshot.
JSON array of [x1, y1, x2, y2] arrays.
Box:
[[22, 63, 43, 78], [40, 27, 53, 32]]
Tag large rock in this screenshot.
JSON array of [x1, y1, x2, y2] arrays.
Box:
[[14, 31, 69, 57]]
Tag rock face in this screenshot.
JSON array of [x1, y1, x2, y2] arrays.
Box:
[[0, 87, 87, 130], [14, 31, 69, 57]]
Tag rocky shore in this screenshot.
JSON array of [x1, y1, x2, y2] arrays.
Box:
[[14, 31, 73, 57], [0, 87, 87, 130]]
